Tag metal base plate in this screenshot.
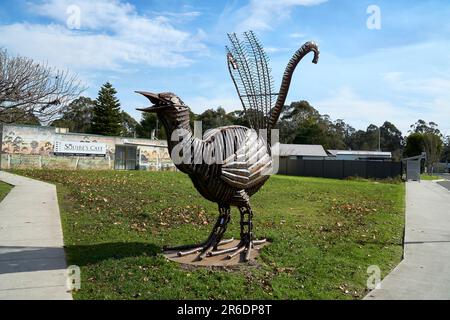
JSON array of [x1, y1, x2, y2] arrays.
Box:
[[163, 240, 269, 267]]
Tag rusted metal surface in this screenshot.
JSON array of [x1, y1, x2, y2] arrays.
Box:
[[268, 41, 319, 129], [136, 32, 319, 262], [163, 239, 270, 267]]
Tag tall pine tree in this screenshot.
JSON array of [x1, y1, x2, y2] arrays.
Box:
[[92, 82, 122, 136]]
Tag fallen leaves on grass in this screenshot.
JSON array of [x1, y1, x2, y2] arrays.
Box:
[[11, 169, 404, 300]]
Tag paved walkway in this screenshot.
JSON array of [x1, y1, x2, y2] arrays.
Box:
[[0, 171, 72, 300], [365, 180, 450, 300], [437, 180, 450, 191]]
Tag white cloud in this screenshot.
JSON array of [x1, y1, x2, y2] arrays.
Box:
[[382, 73, 450, 135], [236, 0, 327, 31], [265, 47, 290, 53], [315, 82, 450, 135], [384, 72, 450, 98], [30, 0, 135, 30], [148, 10, 202, 22], [316, 87, 410, 131], [290, 38, 450, 135], [186, 95, 241, 114], [0, 0, 206, 70], [289, 32, 307, 38]]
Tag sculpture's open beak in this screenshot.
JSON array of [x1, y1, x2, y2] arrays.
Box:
[[135, 91, 170, 112]]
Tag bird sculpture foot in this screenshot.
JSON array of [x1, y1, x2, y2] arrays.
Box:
[[207, 238, 267, 262], [174, 238, 266, 262], [166, 204, 266, 262], [164, 205, 232, 259], [175, 238, 235, 259]]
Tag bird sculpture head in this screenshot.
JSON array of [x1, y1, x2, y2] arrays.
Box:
[[136, 91, 189, 114]]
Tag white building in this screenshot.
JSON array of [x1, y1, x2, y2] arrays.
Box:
[[327, 150, 392, 161], [274, 143, 328, 160]]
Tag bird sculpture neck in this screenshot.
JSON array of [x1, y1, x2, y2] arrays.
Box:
[[268, 42, 319, 129], [157, 108, 195, 174]]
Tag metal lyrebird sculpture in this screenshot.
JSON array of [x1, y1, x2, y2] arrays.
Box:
[[136, 31, 319, 262]]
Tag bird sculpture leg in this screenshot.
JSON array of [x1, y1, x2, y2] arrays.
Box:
[[167, 204, 233, 260], [208, 205, 266, 262]]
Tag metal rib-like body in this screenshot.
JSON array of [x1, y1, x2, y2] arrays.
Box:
[[191, 126, 271, 206], [167, 122, 272, 207]]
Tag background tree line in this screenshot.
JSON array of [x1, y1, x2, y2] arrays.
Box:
[[1, 48, 448, 168], [3, 79, 449, 167], [48, 88, 449, 167]]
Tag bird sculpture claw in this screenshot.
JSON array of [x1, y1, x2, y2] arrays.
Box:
[[165, 205, 266, 262], [174, 238, 267, 262]]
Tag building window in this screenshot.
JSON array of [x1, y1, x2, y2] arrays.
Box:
[[114, 145, 137, 170]]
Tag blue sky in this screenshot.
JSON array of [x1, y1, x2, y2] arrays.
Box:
[[0, 0, 449, 135]]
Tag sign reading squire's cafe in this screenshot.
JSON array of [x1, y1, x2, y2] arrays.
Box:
[[54, 141, 107, 156]]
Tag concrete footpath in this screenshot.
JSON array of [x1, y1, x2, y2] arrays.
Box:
[[0, 171, 72, 300], [365, 180, 450, 300]]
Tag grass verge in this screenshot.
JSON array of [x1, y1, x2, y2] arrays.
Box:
[[13, 170, 405, 300], [420, 174, 441, 181], [0, 181, 12, 202]]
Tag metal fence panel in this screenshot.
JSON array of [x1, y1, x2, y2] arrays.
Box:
[[277, 158, 401, 179], [287, 158, 303, 176], [323, 160, 344, 179], [406, 159, 420, 181], [368, 162, 384, 178], [304, 160, 323, 177], [391, 162, 402, 178], [279, 158, 287, 175], [343, 160, 367, 178]]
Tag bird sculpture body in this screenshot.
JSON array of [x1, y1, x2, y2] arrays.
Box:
[[137, 31, 319, 262]]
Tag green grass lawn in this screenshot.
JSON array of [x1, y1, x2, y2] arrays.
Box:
[[13, 170, 405, 300], [420, 174, 440, 180], [0, 181, 12, 202]]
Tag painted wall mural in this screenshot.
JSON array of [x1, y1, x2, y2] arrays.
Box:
[[139, 146, 171, 166], [1, 124, 173, 170], [2, 129, 54, 155]]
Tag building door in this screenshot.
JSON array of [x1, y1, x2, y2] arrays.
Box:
[[114, 145, 137, 170], [406, 159, 420, 181]]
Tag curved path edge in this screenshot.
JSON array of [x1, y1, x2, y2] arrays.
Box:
[[365, 180, 450, 300], [0, 171, 72, 300]]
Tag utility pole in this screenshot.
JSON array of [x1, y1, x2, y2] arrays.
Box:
[[378, 126, 381, 151]]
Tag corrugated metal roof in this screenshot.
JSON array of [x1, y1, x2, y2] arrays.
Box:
[[273, 143, 328, 157], [327, 149, 340, 156], [328, 150, 391, 157]]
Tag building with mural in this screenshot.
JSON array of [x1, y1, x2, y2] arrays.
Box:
[[0, 124, 174, 171]]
